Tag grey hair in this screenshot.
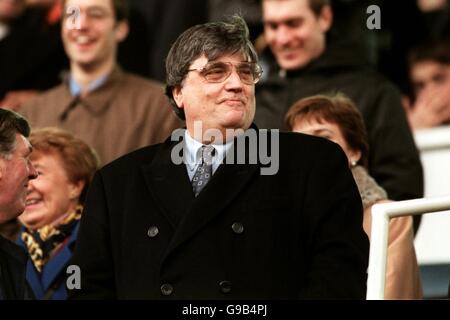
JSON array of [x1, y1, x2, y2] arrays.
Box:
[[165, 14, 258, 120], [0, 108, 31, 159]]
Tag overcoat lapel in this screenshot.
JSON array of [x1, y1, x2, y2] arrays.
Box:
[[141, 131, 262, 261], [141, 139, 194, 229], [163, 140, 260, 260]]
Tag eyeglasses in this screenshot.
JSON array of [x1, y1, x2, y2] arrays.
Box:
[[187, 61, 263, 85]]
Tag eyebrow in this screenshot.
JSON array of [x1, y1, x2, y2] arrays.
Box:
[[32, 163, 45, 170], [207, 59, 249, 64], [86, 5, 109, 12], [264, 17, 302, 24], [312, 129, 334, 135], [26, 143, 33, 156]]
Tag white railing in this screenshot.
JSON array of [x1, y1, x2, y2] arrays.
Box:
[[366, 195, 450, 300], [413, 125, 450, 264], [414, 125, 450, 151]]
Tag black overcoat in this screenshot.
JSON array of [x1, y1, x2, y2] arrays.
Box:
[[70, 130, 369, 299]]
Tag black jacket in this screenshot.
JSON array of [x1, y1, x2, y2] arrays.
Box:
[[0, 8, 67, 100], [69, 129, 369, 299], [255, 49, 423, 202], [0, 235, 33, 300]]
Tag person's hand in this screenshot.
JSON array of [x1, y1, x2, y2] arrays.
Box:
[[404, 85, 450, 130], [0, 90, 38, 111]]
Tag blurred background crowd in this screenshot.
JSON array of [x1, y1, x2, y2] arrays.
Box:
[[1, 0, 448, 112], [0, 0, 449, 300]]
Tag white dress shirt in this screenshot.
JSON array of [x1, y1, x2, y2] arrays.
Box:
[[183, 129, 234, 181], [0, 23, 10, 41]]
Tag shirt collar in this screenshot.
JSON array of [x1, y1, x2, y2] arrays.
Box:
[[184, 129, 234, 171], [69, 74, 109, 97], [0, 22, 9, 41]]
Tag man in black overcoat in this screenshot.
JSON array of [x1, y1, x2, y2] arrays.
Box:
[[70, 15, 369, 299]]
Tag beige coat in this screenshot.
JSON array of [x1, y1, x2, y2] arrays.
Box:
[[19, 68, 183, 164], [352, 165, 422, 299], [364, 204, 423, 299]]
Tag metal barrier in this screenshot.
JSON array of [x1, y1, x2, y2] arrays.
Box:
[[414, 126, 450, 265], [414, 125, 450, 152], [366, 195, 450, 300]]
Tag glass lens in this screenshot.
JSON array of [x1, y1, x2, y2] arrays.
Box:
[[237, 63, 254, 84], [202, 62, 229, 82], [201, 62, 262, 84]]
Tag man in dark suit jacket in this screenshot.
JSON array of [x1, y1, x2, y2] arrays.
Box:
[[0, 108, 37, 299], [70, 15, 369, 299]]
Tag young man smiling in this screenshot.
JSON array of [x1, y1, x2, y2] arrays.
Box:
[[19, 0, 181, 164], [255, 0, 424, 212]]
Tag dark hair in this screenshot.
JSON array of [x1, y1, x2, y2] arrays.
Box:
[[408, 39, 450, 68], [285, 93, 369, 168], [0, 108, 31, 158], [29, 127, 100, 204], [309, 0, 331, 16], [62, 0, 129, 22], [263, 0, 331, 16], [165, 15, 258, 120]]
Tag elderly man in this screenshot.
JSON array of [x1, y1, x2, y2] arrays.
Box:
[[256, 0, 423, 207], [70, 16, 368, 299], [19, 0, 181, 164], [0, 108, 37, 300]]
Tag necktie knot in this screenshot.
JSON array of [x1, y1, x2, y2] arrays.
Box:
[[201, 145, 215, 165]]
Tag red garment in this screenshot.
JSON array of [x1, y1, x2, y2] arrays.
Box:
[[46, 1, 62, 25]]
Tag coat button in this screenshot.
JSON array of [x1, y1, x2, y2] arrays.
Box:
[[231, 222, 244, 234], [219, 280, 232, 294], [147, 226, 159, 238], [160, 283, 173, 296]]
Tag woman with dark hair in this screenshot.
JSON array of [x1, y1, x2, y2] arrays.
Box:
[[17, 127, 99, 300], [286, 93, 423, 299]]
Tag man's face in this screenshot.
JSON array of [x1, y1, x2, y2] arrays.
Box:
[[0, 0, 25, 22], [411, 60, 450, 99], [0, 134, 37, 223], [61, 0, 128, 69], [263, 0, 332, 70], [173, 52, 256, 141]]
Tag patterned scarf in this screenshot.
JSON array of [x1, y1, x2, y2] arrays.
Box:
[[351, 165, 388, 209], [21, 205, 82, 273]]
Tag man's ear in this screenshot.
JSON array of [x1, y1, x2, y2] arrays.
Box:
[[115, 21, 129, 43], [172, 86, 184, 109], [318, 5, 333, 33]]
